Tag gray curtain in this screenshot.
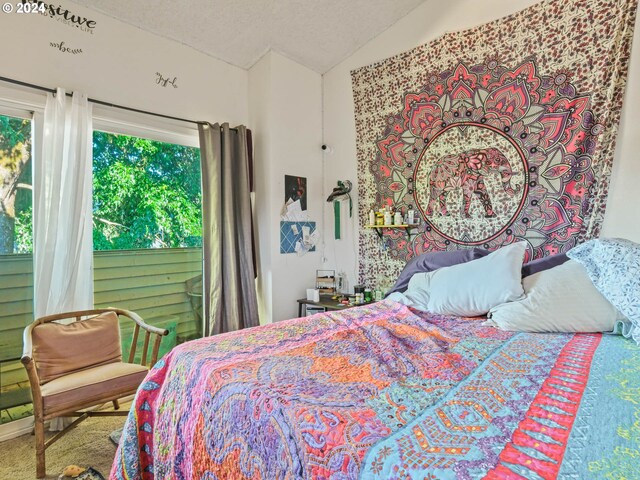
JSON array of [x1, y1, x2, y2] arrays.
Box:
[[198, 122, 259, 336]]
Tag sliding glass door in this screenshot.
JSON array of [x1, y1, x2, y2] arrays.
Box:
[[0, 115, 204, 426], [0, 111, 33, 424], [92, 130, 203, 360]]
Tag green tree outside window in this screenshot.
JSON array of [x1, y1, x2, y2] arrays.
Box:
[[92, 131, 202, 250], [0, 121, 202, 253], [0, 115, 31, 255]]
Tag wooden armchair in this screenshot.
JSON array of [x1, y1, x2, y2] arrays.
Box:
[[21, 308, 168, 479]]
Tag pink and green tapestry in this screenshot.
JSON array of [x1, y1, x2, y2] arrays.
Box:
[[351, 0, 637, 283]]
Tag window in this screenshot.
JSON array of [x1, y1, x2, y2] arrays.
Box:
[[91, 130, 204, 357], [0, 109, 204, 425], [0, 112, 33, 424], [92, 130, 202, 251]]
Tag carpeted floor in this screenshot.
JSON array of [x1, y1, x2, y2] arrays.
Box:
[[0, 415, 125, 480]]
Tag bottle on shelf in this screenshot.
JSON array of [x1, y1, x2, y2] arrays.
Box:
[[407, 209, 415, 225], [368, 209, 375, 226]]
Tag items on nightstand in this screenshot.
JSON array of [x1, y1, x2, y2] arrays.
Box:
[[316, 270, 336, 294], [354, 285, 365, 304], [299, 280, 378, 315], [306, 289, 320, 302], [336, 271, 349, 294]]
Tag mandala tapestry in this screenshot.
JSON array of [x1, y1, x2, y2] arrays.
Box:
[[352, 0, 637, 284]]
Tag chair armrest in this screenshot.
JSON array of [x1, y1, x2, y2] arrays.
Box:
[[108, 308, 169, 366], [21, 322, 38, 365], [21, 322, 41, 391], [107, 308, 169, 336]]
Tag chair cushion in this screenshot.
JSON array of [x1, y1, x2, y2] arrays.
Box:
[[32, 311, 122, 384], [40, 362, 148, 414]]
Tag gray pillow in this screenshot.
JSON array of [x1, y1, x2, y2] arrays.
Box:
[[386, 248, 490, 296], [521, 252, 569, 278]]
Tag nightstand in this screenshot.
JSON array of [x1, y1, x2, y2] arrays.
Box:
[[296, 295, 372, 317]]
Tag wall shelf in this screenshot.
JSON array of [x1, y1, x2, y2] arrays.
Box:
[[364, 224, 414, 241]]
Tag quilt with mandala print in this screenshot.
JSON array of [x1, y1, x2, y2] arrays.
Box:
[[110, 300, 640, 479], [351, 0, 637, 285]]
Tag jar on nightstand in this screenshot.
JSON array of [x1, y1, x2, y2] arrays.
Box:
[[364, 288, 372, 302]]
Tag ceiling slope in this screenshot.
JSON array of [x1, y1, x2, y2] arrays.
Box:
[[70, 0, 427, 73]]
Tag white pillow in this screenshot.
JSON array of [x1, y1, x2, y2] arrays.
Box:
[[486, 259, 625, 332], [405, 242, 526, 316], [386, 272, 435, 309]]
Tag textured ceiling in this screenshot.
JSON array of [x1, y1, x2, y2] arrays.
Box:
[[69, 0, 427, 73]]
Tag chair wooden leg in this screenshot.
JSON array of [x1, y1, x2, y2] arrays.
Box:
[[35, 417, 46, 479], [113, 399, 120, 410]]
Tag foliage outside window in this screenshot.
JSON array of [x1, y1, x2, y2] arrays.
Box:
[[0, 113, 33, 424], [92, 131, 202, 250], [1, 127, 202, 252], [0, 115, 32, 254]]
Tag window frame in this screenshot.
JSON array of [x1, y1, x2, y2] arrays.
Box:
[[92, 106, 199, 148]]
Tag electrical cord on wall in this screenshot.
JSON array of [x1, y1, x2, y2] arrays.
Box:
[[320, 75, 358, 290]]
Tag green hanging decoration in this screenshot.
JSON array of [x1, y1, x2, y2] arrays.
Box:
[[326, 180, 352, 240], [334, 200, 341, 239]]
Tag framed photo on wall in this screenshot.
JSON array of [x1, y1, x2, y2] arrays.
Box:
[[285, 175, 307, 211]]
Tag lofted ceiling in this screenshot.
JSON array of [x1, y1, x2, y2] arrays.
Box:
[[69, 0, 427, 73]]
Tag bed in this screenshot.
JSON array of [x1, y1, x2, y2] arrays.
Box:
[[110, 298, 639, 479]]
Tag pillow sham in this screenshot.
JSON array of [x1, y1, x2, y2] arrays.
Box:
[[386, 271, 433, 310], [567, 238, 640, 344], [393, 242, 526, 316], [386, 248, 489, 296], [486, 260, 625, 333]]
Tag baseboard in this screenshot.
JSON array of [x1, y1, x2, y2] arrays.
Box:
[[0, 397, 136, 443], [0, 415, 34, 442]]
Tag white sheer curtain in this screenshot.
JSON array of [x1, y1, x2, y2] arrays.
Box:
[[33, 88, 94, 318]]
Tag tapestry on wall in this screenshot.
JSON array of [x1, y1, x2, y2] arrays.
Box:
[[352, 0, 637, 284]]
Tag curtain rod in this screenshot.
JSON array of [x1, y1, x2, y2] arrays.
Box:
[[0, 75, 238, 132]]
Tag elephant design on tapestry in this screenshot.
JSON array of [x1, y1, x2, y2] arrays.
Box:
[[425, 147, 519, 218]]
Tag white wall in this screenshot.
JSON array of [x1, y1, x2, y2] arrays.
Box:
[[249, 52, 324, 323], [4, 0, 636, 322], [0, 4, 327, 325], [0, 2, 248, 125], [322, 0, 640, 289], [249, 54, 275, 324]]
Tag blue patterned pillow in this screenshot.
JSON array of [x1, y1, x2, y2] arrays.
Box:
[[567, 238, 640, 344]]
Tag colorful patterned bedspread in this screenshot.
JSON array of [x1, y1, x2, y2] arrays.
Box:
[[110, 300, 640, 480]]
